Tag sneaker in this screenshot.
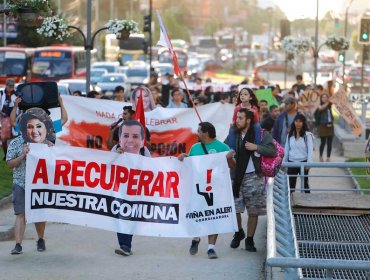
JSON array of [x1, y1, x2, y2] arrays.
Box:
[[207, 249, 218, 259], [37, 238, 46, 252], [11, 243, 23, 255], [114, 248, 132, 256], [245, 238, 257, 252], [189, 239, 200, 255], [230, 229, 246, 248]]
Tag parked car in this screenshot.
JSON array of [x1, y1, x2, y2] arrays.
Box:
[[254, 58, 295, 73], [96, 73, 127, 94], [90, 68, 108, 85]]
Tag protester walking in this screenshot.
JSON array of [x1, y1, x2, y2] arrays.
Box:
[[227, 109, 276, 252], [0, 78, 17, 159], [317, 93, 334, 162], [283, 114, 313, 193], [178, 122, 235, 259], [112, 120, 149, 257], [7, 108, 55, 254], [272, 97, 298, 146]]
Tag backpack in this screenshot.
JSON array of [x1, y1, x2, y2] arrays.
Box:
[[260, 129, 285, 177]]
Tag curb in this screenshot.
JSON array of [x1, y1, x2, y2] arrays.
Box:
[[0, 194, 12, 209], [0, 194, 14, 241]]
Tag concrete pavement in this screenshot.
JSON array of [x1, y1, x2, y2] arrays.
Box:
[[0, 210, 266, 280]]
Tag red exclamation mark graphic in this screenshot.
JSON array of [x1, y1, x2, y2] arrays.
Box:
[[205, 169, 212, 192]]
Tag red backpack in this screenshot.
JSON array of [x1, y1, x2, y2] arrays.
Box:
[[260, 129, 285, 177]]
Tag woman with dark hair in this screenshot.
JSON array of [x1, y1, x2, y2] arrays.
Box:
[[317, 93, 334, 162], [233, 88, 260, 122], [6, 108, 55, 255], [283, 114, 313, 193]]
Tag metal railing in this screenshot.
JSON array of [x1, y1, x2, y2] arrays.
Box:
[[282, 162, 370, 193], [266, 162, 370, 280]]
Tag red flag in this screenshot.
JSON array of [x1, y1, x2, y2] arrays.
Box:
[[133, 87, 147, 145]]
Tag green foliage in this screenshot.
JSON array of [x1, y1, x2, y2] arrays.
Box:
[[0, 150, 13, 200], [203, 19, 220, 36], [152, 10, 190, 44], [346, 158, 370, 194]]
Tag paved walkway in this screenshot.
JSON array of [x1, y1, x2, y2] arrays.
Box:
[[0, 140, 356, 280]]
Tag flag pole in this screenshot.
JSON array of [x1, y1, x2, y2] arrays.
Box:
[[177, 70, 202, 122]]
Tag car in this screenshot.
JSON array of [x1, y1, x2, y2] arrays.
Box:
[[96, 73, 127, 93], [123, 60, 147, 68], [316, 72, 333, 87], [58, 79, 95, 96], [90, 68, 108, 85], [154, 62, 174, 77], [346, 67, 370, 91], [92, 61, 120, 73], [57, 83, 71, 95], [125, 66, 149, 84], [254, 58, 295, 73]]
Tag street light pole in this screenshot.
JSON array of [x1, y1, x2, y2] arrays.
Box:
[[343, 0, 355, 80], [68, 0, 108, 95], [313, 0, 319, 86], [86, 0, 92, 96]]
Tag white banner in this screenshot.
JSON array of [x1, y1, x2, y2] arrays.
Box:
[[58, 96, 234, 156], [25, 144, 237, 237]]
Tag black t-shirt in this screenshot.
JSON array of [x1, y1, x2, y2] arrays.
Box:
[[1, 91, 15, 117]]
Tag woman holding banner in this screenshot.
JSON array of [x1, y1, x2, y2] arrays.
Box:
[[6, 108, 55, 255]]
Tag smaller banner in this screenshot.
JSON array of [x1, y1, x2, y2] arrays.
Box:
[[25, 144, 237, 237], [332, 86, 365, 137], [256, 88, 279, 107]]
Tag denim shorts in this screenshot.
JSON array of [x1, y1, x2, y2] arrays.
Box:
[[234, 173, 266, 216], [12, 184, 25, 215]]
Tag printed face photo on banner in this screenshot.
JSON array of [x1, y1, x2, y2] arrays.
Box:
[[119, 121, 144, 154], [131, 86, 156, 112], [20, 107, 55, 144]]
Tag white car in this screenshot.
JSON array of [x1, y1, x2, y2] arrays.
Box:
[[154, 62, 174, 77], [92, 61, 120, 73], [90, 68, 108, 85], [58, 79, 95, 96], [125, 66, 149, 84], [96, 73, 127, 93]]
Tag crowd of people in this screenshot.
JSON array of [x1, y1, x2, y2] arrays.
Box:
[[0, 72, 338, 258]]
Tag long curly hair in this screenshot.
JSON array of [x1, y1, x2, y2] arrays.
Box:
[[19, 107, 55, 143]]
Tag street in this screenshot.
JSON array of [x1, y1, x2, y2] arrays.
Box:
[[0, 210, 266, 280]]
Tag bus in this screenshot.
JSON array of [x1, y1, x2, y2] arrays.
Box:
[[118, 34, 147, 65], [31, 46, 97, 82], [158, 48, 188, 73], [0, 46, 34, 85]]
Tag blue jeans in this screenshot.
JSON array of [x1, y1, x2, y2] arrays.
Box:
[[117, 233, 133, 251]]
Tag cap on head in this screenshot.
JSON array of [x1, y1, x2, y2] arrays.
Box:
[[284, 96, 296, 105], [6, 78, 15, 86]]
